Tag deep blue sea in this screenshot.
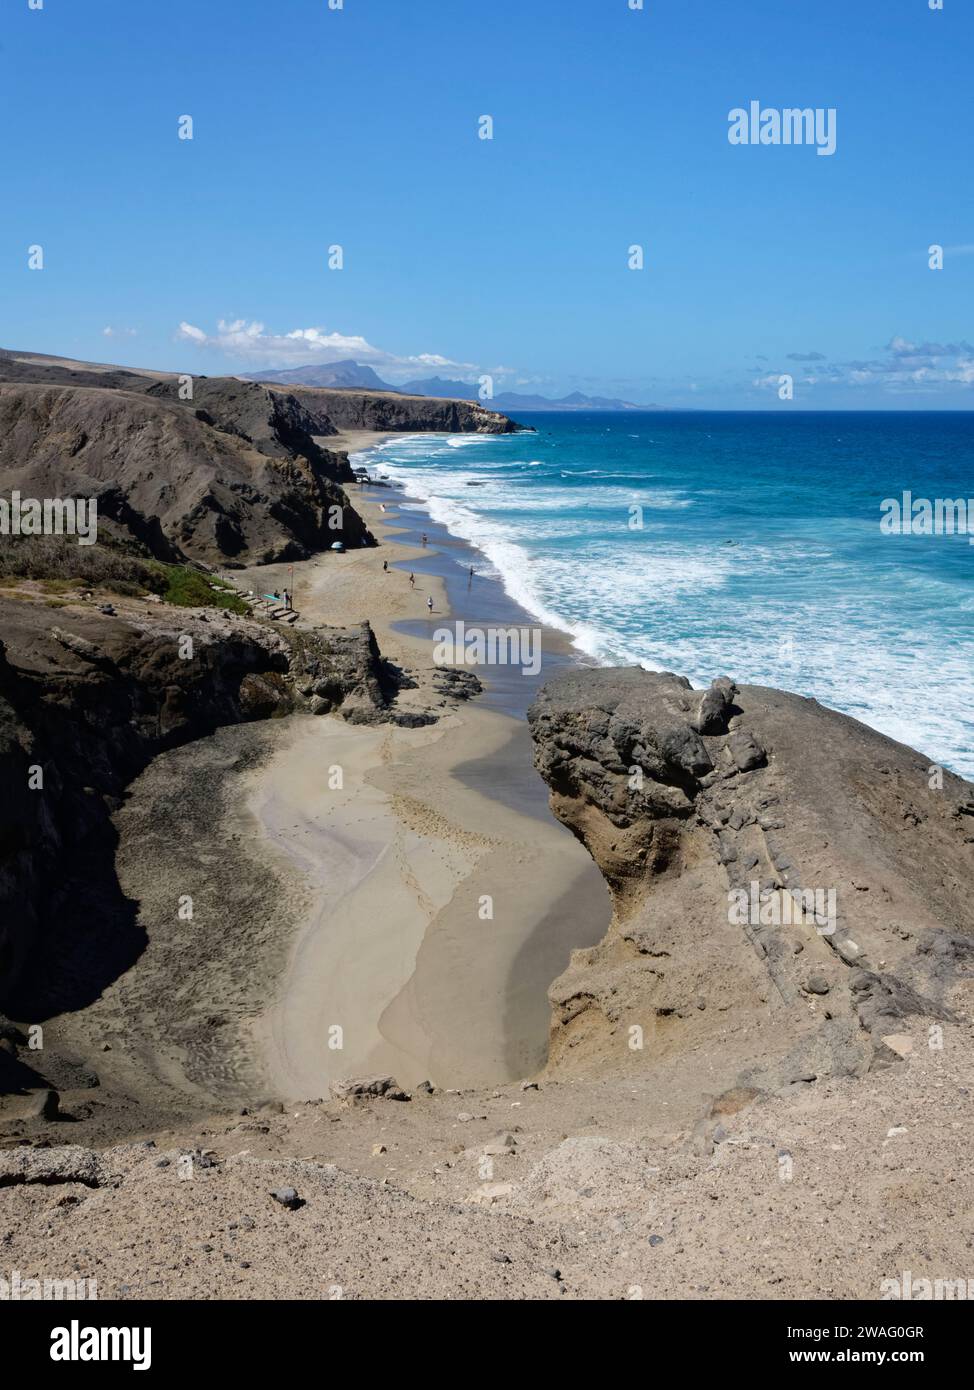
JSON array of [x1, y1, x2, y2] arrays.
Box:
[[356, 411, 973, 778]]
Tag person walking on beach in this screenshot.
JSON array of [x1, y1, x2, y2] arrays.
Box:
[[382, 559, 388, 573], [409, 572, 415, 587], [427, 595, 433, 614], [421, 532, 428, 547]]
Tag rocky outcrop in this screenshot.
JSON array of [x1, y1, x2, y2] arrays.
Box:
[[143, 377, 346, 472], [0, 596, 416, 1021], [329, 1075, 411, 1103], [0, 382, 371, 567], [287, 620, 399, 722], [528, 668, 974, 1089], [0, 348, 526, 567], [279, 385, 523, 436], [0, 349, 525, 437]]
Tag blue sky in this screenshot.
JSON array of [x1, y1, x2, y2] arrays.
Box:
[[2, 0, 972, 407]]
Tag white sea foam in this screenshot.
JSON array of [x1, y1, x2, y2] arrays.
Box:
[[363, 433, 974, 777]]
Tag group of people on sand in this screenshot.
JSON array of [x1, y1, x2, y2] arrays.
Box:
[[380, 548, 469, 616]]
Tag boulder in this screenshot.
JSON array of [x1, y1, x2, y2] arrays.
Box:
[[329, 1075, 411, 1103]]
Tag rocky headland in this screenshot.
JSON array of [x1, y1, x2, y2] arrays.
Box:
[[528, 668, 973, 1094]]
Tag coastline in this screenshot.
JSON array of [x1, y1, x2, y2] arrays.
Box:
[[40, 430, 610, 1120], [343, 430, 582, 694], [40, 426, 974, 1121], [345, 429, 589, 689], [352, 417, 974, 783], [224, 435, 611, 1094], [8, 432, 974, 1304]]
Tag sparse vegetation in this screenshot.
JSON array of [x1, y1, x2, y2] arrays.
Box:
[[0, 536, 249, 614], [154, 564, 249, 614], [0, 534, 154, 588]]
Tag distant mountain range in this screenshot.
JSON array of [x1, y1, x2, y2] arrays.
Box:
[[244, 360, 393, 391], [246, 362, 642, 410], [399, 377, 645, 410]]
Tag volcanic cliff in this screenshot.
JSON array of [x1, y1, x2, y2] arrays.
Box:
[[0, 348, 522, 568]]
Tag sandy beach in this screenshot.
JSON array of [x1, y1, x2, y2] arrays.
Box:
[[4, 4, 971, 1316], [227, 443, 611, 1095], [33, 434, 607, 1124]]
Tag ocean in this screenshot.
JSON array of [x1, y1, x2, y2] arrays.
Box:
[[355, 411, 974, 778]]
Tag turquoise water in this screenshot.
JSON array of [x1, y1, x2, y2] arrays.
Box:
[[356, 411, 974, 777]]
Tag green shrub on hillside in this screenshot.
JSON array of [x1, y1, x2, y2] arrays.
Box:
[[152, 564, 249, 613], [0, 537, 249, 614]]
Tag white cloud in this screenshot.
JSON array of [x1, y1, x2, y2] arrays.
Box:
[[175, 318, 478, 381], [103, 325, 137, 338], [753, 337, 974, 395]]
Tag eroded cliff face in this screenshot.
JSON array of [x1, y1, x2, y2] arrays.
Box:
[[0, 382, 370, 567], [0, 350, 524, 439], [145, 376, 343, 456], [0, 597, 409, 1021], [279, 385, 523, 436], [528, 668, 974, 1091], [0, 351, 523, 571]]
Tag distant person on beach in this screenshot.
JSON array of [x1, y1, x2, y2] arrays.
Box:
[[427, 595, 433, 614], [382, 560, 388, 572], [421, 533, 428, 547], [282, 588, 290, 611], [409, 573, 415, 587]]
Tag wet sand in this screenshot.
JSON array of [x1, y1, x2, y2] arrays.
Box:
[[231, 444, 611, 1093], [42, 435, 608, 1121]]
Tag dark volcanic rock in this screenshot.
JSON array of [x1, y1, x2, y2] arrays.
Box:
[[0, 380, 372, 564], [280, 385, 522, 436], [0, 377, 370, 567], [692, 676, 737, 735], [0, 348, 524, 438], [144, 377, 346, 475], [0, 597, 401, 1024], [0, 347, 524, 567], [0, 599, 294, 1016], [288, 621, 397, 725], [0, 349, 523, 569]]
